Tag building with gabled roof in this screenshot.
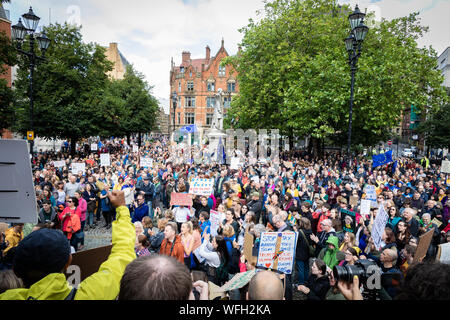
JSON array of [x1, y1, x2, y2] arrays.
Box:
[[105, 42, 130, 80]]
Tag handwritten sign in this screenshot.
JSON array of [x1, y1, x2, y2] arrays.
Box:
[[140, 157, 153, 168], [209, 209, 221, 237], [360, 199, 372, 217], [230, 157, 240, 170], [441, 160, 450, 174], [170, 192, 193, 207], [100, 153, 111, 167], [437, 242, 450, 265], [256, 232, 297, 274], [372, 204, 389, 250], [71, 162, 85, 175], [364, 185, 378, 207], [189, 178, 214, 196], [53, 160, 66, 168], [90, 143, 98, 151]]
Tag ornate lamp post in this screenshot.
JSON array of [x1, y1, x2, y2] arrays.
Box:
[[344, 4, 369, 161], [171, 91, 177, 140], [11, 7, 51, 156]]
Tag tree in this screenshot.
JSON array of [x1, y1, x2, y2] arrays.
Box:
[[13, 23, 113, 155], [0, 28, 17, 133], [223, 0, 447, 156], [417, 88, 450, 151]]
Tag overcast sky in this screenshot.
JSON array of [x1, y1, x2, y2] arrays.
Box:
[[5, 0, 450, 113]]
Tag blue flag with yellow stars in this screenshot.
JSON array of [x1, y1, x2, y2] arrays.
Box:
[[372, 150, 393, 168]]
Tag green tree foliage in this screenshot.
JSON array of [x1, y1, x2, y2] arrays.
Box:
[[223, 0, 447, 154], [417, 88, 450, 150], [13, 23, 113, 152], [0, 29, 17, 132]]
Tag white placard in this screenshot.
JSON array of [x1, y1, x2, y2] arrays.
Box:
[[100, 153, 111, 167], [372, 204, 389, 250], [209, 209, 221, 237], [71, 162, 86, 175], [53, 160, 66, 168], [256, 232, 297, 274], [91, 143, 98, 151], [364, 185, 378, 207], [133, 145, 138, 153], [230, 157, 240, 170], [140, 157, 153, 168], [441, 160, 450, 174], [360, 199, 372, 217], [189, 178, 214, 196], [0, 140, 38, 223]]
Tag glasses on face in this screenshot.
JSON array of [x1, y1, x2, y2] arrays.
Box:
[[67, 200, 73, 203]]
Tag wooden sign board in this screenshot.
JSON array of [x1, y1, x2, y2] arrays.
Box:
[[170, 192, 193, 207], [413, 228, 435, 263], [66, 245, 112, 282], [243, 232, 257, 264]]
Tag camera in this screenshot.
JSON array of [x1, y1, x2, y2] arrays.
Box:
[[333, 259, 378, 287]]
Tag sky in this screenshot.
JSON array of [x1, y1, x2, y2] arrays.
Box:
[[4, 0, 450, 114]]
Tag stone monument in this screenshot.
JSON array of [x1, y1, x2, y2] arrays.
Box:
[[206, 88, 227, 163]]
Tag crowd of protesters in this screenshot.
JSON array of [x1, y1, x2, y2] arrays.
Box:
[[0, 134, 449, 300]]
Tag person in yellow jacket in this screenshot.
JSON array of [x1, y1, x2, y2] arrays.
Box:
[[0, 190, 135, 300], [2, 224, 24, 257]]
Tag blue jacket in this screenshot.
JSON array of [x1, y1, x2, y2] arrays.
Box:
[[200, 220, 211, 238], [132, 203, 149, 223]]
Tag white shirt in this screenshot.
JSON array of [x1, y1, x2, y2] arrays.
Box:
[[173, 206, 193, 223]]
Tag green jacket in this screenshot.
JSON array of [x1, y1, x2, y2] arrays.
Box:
[[0, 206, 135, 300], [318, 236, 344, 269]]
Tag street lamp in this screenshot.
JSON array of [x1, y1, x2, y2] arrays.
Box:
[[11, 7, 51, 157], [344, 4, 369, 161], [171, 91, 177, 139]]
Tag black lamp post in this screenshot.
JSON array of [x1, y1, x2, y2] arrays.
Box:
[[344, 4, 369, 161], [11, 7, 51, 157], [171, 91, 177, 139]]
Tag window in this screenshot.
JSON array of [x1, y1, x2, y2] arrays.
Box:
[[185, 112, 195, 125], [206, 97, 215, 108], [227, 82, 236, 92], [189, 70, 192, 77], [206, 113, 213, 125], [218, 65, 226, 77], [177, 112, 181, 124], [224, 97, 231, 108], [178, 82, 181, 92], [187, 81, 194, 91], [180, 66, 185, 73], [185, 96, 196, 107], [207, 81, 215, 92]]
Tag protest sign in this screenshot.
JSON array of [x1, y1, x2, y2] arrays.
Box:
[[283, 161, 293, 169], [413, 228, 435, 263], [341, 209, 356, 233], [360, 199, 372, 217], [53, 160, 66, 168], [66, 245, 112, 282], [140, 157, 153, 168], [189, 178, 214, 196], [349, 196, 358, 207], [216, 270, 257, 292], [230, 157, 240, 170], [371, 204, 389, 250], [364, 185, 377, 207], [441, 160, 450, 174], [431, 218, 442, 228], [71, 162, 85, 175], [243, 232, 256, 263], [100, 153, 111, 167], [0, 140, 38, 223], [133, 145, 138, 153], [90, 143, 98, 151], [170, 193, 193, 207], [437, 242, 450, 265], [256, 232, 297, 274], [209, 209, 221, 237]]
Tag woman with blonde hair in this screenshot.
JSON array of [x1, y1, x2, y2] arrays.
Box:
[[339, 231, 357, 253], [181, 221, 194, 269]]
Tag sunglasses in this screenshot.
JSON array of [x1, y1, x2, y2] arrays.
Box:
[[67, 200, 73, 203]]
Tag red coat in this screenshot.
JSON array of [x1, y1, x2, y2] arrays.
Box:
[[59, 207, 81, 239]]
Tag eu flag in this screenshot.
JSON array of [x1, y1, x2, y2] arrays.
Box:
[[372, 150, 393, 168]]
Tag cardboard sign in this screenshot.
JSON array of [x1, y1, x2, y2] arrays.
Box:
[[140, 157, 153, 168], [66, 245, 112, 283], [283, 161, 293, 169], [371, 204, 389, 250], [208, 281, 227, 300], [413, 228, 435, 263], [256, 232, 297, 274], [53, 160, 66, 168], [349, 196, 359, 207], [100, 153, 111, 167], [360, 199, 372, 217], [230, 157, 240, 170], [189, 178, 214, 196], [431, 218, 442, 228], [71, 162, 86, 175], [209, 209, 222, 237], [0, 140, 38, 223], [437, 242, 450, 265], [216, 270, 257, 292], [341, 209, 356, 233], [170, 192, 193, 207], [441, 160, 450, 174], [91, 143, 98, 151], [243, 232, 256, 264]]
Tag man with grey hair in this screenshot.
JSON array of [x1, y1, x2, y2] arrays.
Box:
[[379, 248, 403, 299], [247, 270, 284, 300], [419, 213, 440, 259], [310, 218, 336, 256], [402, 208, 419, 237], [64, 175, 80, 198], [272, 214, 293, 232]]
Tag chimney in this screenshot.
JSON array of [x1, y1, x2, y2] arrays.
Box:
[[109, 42, 118, 51], [206, 45, 210, 61], [182, 51, 191, 63]]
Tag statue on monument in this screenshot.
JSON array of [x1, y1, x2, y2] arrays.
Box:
[[211, 88, 224, 131]]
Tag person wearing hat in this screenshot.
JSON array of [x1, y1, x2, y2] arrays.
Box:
[[0, 190, 136, 300]]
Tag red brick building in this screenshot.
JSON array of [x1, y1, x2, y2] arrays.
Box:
[[169, 39, 239, 132], [0, 5, 12, 139]]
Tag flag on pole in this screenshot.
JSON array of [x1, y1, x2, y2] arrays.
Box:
[[217, 137, 226, 165], [372, 150, 393, 168]]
